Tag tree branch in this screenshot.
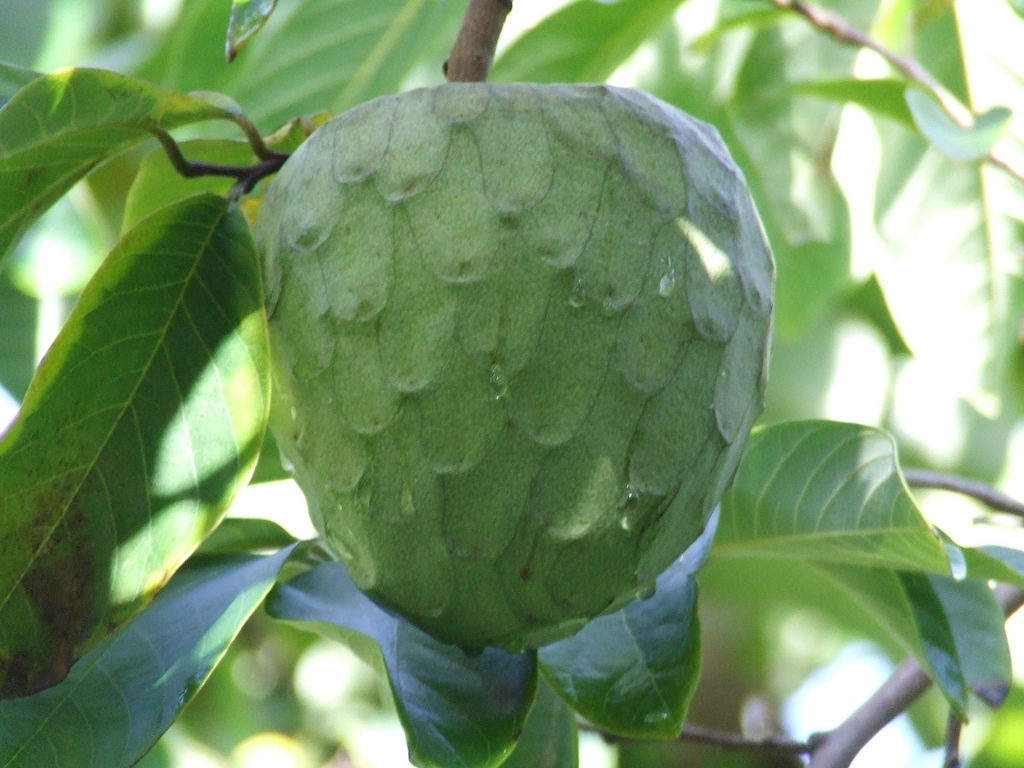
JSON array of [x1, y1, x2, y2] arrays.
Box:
[[766, 0, 1024, 184], [444, 0, 511, 82], [903, 468, 1024, 520]]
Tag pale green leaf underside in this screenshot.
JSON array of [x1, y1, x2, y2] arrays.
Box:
[[0, 548, 293, 768], [716, 420, 950, 573], [0, 194, 268, 697], [0, 67, 237, 263], [905, 87, 1012, 161]]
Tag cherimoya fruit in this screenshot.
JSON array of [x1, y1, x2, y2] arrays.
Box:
[[257, 83, 774, 651]]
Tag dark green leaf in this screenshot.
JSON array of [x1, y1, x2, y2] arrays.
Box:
[[0, 547, 293, 768], [538, 510, 714, 739], [0, 194, 269, 697], [790, 78, 915, 127], [898, 571, 968, 717], [266, 561, 537, 768], [227, 0, 279, 62], [502, 678, 578, 768], [716, 421, 951, 572], [925, 575, 1011, 708], [0, 274, 35, 401], [0, 63, 40, 109], [492, 0, 687, 83], [905, 87, 1012, 161], [0, 68, 238, 263]]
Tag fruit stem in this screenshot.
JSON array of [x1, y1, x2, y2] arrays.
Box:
[[444, 0, 511, 82]]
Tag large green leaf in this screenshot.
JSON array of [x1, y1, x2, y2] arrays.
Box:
[[492, 0, 686, 83], [141, 0, 466, 130], [266, 560, 537, 768], [0, 194, 269, 697], [716, 421, 951, 572], [538, 510, 714, 739], [0, 67, 239, 263], [0, 547, 293, 768]]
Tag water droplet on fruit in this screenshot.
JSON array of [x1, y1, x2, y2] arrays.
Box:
[[658, 268, 676, 297], [488, 364, 509, 400], [636, 583, 656, 600], [619, 483, 642, 530], [568, 280, 586, 308]]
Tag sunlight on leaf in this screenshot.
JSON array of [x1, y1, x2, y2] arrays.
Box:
[[716, 421, 951, 572], [227, 0, 279, 62], [0, 68, 241, 264], [0, 194, 269, 697]]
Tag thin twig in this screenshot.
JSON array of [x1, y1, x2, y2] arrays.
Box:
[[444, 0, 512, 82], [767, 0, 1024, 184], [149, 128, 288, 197], [903, 468, 1024, 520], [679, 723, 812, 756], [807, 584, 1024, 768], [943, 712, 963, 768]]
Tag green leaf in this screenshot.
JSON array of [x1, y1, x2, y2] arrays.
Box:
[[492, 0, 687, 83], [790, 78, 915, 127], [0, 547, 293, 768], [266, 561, 537, 768], [842, 273, 913, 356], [924, 575, 1011, 708], [904, 87, 1012, 161], [501, 678, 578, 768], [0, 63, 40, 109], [538, 510, 714, 739], [0, 194, 269, 697], [898, 571, 969, 716], [716, 421, 951, 572], [196, 516, 297, 556], [0, 67, 238, 263], [1009, 0, 1024, 19], [227, 0, 279, 62]]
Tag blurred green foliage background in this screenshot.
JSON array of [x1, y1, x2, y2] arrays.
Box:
[[2, 0, 1023, 766]]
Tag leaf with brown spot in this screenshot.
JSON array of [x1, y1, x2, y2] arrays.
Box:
[[0, 193, 269, 697]]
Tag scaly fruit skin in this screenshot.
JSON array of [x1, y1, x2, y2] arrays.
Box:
[[257, 83, 773, 651]]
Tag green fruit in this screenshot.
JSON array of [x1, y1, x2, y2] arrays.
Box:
[[257, 83, 773, 651]]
